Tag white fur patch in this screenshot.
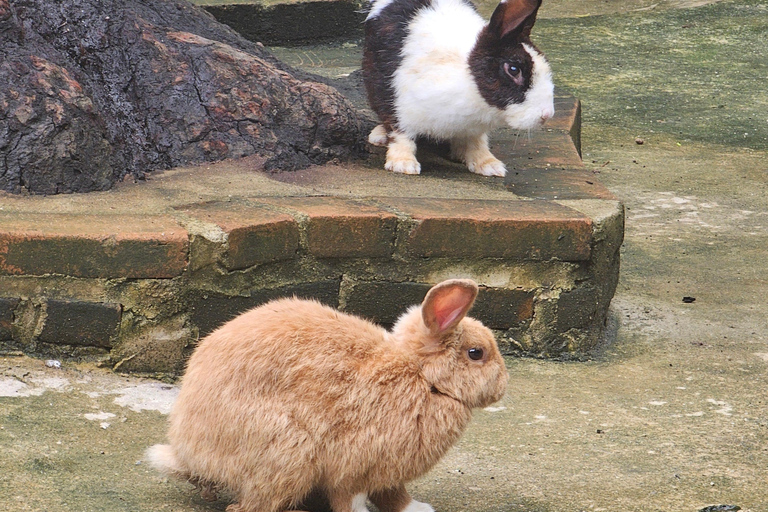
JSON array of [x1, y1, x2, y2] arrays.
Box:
[[503, 43, 555, 129], [402, 499, 436, 512], [366, 0, 395, 20], [352, 493, 370, 512], [368, 124, 389, 146], [392, 0, 504, 140]]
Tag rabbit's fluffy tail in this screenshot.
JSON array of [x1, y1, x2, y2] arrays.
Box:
[[146, 444, 186, 477]]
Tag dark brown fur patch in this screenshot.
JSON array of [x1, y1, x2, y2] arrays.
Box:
[[468, 29, 534, 110], [362, 0, 436, 129], [468, 0, 541, 110]]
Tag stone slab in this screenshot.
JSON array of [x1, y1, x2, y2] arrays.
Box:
[[0, 214, 188, 278], [379, 197, 593, 261]]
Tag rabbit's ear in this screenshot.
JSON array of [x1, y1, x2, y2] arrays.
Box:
[[488, 0, 541, 41], [422, 280, 479, 336]]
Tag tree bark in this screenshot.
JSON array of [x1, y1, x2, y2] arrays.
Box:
[[0, 0, 368, 194]]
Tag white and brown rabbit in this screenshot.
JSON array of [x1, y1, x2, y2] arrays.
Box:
[[363, 0, 555, 176], [147, 279, 507, 512]]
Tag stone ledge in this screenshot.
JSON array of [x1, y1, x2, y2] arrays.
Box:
[[378, 197, 593, 261], [0, 214, 188, 278], [0, 96, 624, 371]]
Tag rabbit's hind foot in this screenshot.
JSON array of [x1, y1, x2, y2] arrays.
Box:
[[451, 134, 507, 177]]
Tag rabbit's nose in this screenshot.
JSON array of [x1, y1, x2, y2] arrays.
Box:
[[540, 107, 555, 122]]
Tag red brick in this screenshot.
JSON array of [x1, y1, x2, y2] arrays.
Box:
[[380, 198, 592, 261], [0, 214, 188, 278], [179, 201, 299, 270], [257, 197, 398, 259]]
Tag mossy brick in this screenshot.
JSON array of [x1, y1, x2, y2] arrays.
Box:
[[343, 281, 533, 330], [473, 287, 534, 330], [0, 297, 20, 341], [190, 281, 340, 336], [556, 286, 601, 332], [342, 281, 432, 325], [380, 198, 592, 261], [178, 201, 300, 270], [0, 214, 188, 278], [39, 300, 122, 348], [256, 197, 398, 259]]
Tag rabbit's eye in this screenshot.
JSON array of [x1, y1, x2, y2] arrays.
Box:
[[467, 348, 484, 361], [503, 62, 524, 86]]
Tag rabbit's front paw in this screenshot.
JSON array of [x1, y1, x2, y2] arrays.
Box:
[[368, 124, 389, 147], [385, 157, 421, 175], [385, 132, 421, 174], [467, 156, 507, 177]]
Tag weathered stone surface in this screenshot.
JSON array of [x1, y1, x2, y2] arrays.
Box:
[[0, 214, 188, 278], [0, 0, 368, 194], [39, 300, 121, 348], [505, 167, 614, 200], [257, 197, 398, 259], [380, 198, 593, 261], [474, 287, 535, 330], [0, 297, 19, 341]]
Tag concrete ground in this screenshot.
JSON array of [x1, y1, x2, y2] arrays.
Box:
[[1, 0, 766, 510]]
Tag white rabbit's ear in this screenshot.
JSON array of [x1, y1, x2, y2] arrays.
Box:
[[422, 280, 479, 336], [488, 0, 542, 40]]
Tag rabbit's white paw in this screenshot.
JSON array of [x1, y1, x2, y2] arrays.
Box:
[[402, 500, 435, 512], [385, 132, 421, 174], [352, 493, 371, 512], [468, 156, 507, 177], [386, 157, 421, 175], [453, 134, 507, 177], [368, 124, 389, 147]]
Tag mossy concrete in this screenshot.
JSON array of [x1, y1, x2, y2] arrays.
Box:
[[1, 0, 766, 510]]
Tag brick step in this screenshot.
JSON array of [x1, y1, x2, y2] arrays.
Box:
[[0, 97, 624, 374]]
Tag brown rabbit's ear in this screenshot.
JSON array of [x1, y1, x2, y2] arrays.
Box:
[[422, 279, 479, 337], [488, 0, 542, 40]]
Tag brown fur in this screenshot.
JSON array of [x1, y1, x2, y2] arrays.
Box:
[[147, 279, 507, 512]]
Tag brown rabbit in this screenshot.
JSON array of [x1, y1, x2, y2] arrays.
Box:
[[147, 279, 508, 512]]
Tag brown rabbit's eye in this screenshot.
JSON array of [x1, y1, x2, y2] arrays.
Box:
[[467, 348, 484, 361], [503, 62, 524, 86]]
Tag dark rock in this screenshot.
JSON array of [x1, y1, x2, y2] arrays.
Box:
[[0, 0, 368, 194]]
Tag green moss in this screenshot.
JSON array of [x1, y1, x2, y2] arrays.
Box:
[[534, 0, 768, 150]]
